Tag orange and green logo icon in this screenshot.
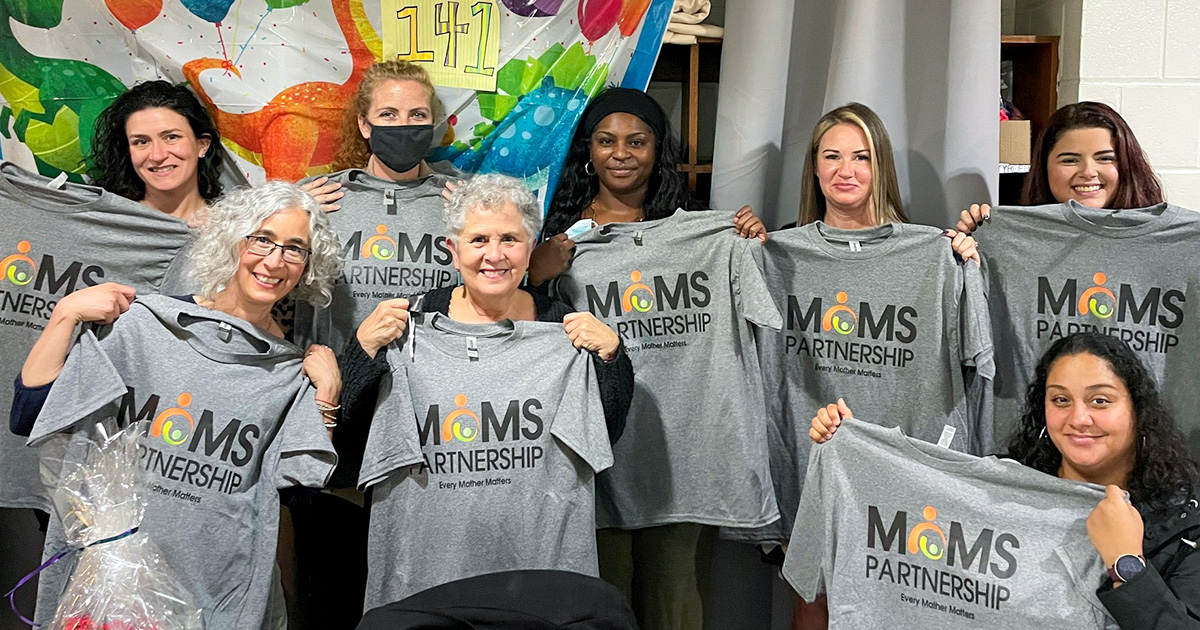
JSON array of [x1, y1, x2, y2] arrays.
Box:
[[1078, 272, 1116, 319], [907, 505, 947, 561], [361, 225, 397, 261], [151, 393, 195, 446], [442, 394, 481, 443], [622, 270, 655, 313], [1, 241, 37, 286], [821, 291, 858, 335]]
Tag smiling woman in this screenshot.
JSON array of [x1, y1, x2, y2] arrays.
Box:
[[10, 182, 346, 630], [89, 80, 227, 225], [810, 332, 1200, 630]]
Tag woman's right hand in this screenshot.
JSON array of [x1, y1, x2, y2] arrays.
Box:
[[299, 177, 345, 213], [356, 298, 410, 359], [809, 398, 853, 444], [53, 283, 137, 325], [22, 283, 136, 387], [955, 203, 992, 234], [440, 179, 462, 206], [527, 234, 575, 286]]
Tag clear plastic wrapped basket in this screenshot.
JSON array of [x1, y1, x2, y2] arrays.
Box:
[[20, 420, 203, 630]]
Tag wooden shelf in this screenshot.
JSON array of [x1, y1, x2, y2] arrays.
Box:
[[1001, 35, 1059, 147], [999, 35, 1058, 204], [651, 39, 722, 198]]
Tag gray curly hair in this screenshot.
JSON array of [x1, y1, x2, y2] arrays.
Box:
[[443, 173, 542, 241], [191, 182, 343, 307]]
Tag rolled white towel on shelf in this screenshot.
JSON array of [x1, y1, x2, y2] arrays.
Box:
[[669, 0, 711, 24], [666, 22, 724, 38], [662, 30, 699, 45]]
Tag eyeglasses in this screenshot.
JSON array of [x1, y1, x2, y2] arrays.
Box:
[[244, 235, 310, 264]]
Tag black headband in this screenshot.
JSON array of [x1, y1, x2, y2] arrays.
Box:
[[581, 88, 668, 143]]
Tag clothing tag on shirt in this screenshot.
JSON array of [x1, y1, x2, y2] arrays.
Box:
[[936, 424, 956, 448], [466, 337, 478, 361], [47, 172, 68, 189], [385, 189, 397, 215], [848, 240, 862, 252]]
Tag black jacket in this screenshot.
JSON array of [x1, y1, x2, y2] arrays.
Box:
[[355, 569, 638, 629], [1097, 489, 1200, 629], [330, 285, 634, 488]]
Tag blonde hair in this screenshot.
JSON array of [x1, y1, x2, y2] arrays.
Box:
[[331, 60, 444, 171], [798, 103, 908, 226]]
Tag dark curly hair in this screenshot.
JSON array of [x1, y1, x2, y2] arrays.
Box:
[[544, 90, 704, 238], [89, 80, 225, 202], [1005, 332, 1199, 510], [1022, 102, 1163, 209]]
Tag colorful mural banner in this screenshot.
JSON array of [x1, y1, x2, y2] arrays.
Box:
[[381, 0, 501, 92], [0, 0, 671, 196]]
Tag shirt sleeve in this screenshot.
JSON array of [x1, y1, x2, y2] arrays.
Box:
[[27, 328, 128, 446], [960, 262, 996, 455], [275, 384, 339, 489], [731, 238, 783, 331], [357, 360, 425, 490], [10, 375, 52, 437], [781, 436, 834, 602], [549, 351, 614, 474]]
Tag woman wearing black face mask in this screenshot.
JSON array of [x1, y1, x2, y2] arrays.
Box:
[[287, 60, 460, 627]]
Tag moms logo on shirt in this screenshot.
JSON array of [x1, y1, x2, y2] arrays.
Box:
[[0, 240, 107, 322], [341, 225, 453, 265], [782, 292, 918, 370], [864, 504, 1016, 613], [120, 387, 262, 494], [416, 394, 546, 475], [583, 270, 713, 342], [1036, 271, 1182, 354], [787, 292, 917, 343], [336, 227, 456, 293]]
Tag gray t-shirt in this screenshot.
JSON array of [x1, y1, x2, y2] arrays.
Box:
[[732, 222, 994, 544], [981, 202, 1200, 456], [293, 169, 458, 351], [0, 162, 190, 510], [359, 314, 612, 606], [28, 295, 336, 630], [159, 227, 201, 296], [783, 419, 1115, 630], [552, 209, 783, 529]]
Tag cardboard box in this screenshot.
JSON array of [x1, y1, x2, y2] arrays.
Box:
[[999, 120, 1031, 165]]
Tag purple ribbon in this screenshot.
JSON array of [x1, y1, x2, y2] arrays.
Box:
[[5, 527, 139, 627]]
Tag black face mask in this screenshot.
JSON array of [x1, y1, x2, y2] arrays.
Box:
[[367, 123, 435, 174]]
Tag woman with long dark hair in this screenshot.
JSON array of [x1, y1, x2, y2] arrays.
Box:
[[811, 332, 1200, 629], [89, 80, 227, 224], [955, 101, 1165, 232], [529, 87, 766, 287]]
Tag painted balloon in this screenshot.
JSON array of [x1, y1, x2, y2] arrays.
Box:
[[105, 0, 161, 30], [578, 0, 620, 42], [180, 0, 233, 23], [618, 0, 651, 36], [500, 0, 563, 17]]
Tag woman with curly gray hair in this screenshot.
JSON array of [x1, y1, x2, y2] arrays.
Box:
[[10, 182, 345, 629]]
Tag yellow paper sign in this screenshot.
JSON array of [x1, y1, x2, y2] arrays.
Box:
[[381, 0, 500, 92]]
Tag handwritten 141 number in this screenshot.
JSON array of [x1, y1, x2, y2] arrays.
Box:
[[395, 1, 495, 76]]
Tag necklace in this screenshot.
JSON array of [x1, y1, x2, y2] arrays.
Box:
[[586, 198, 644, 223]]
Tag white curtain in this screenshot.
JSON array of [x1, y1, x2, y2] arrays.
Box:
[[702, 3, 1000, 627], [710, 0, 1001, 229]]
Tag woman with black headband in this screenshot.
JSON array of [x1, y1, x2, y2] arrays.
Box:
[[533, 87, 769, 630], [529, 87, 767, 286]]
